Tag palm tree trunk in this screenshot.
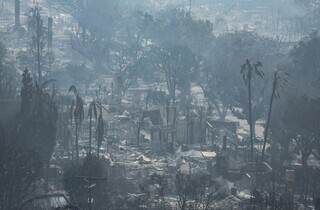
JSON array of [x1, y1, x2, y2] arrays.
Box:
[[302, 152, 309, 170], [37, 16, 41, 81], [88, 176, 92, 210], [174, 83, 178, 145], [186, 106, 190, 146], [75, 123, 79, 162], [248, 78, 254, 162], [199, 109, 203, 147], [137, 123, 140, 147], [45, 162, 49, 192], [89, 112, 92, 157], [172, 85, 176, 108], [71, 136, 74, 161], [252, 121, 256, 141], [172, 87, 176, 146], [302, 151, 309, 207], [261, 82, 276, 162]]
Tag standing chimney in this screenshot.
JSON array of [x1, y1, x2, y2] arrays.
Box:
[[15, 0, 20, 29]]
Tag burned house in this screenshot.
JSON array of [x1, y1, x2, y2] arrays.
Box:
[[147, 105, 176, 153], [151, 125, 174, 152], [176, 107, 206, 146], [205, 120, 239, 147]]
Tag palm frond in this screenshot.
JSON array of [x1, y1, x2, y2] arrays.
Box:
[[272, 69, 290, 99], [97, 102, 109, 113], [253, 61, 264, 78], [42, 92, 51, 102], [68, 85, 78, 95], [96, 114, 105, 147], [41, 79, 56, 90], [246, 59, 250, 66], [76, 96, 85, 123], [256, 61, 262, 67], [93, 103, 98, 120], [51, 91, 62, 102], [254, 69, 264, 78], [80, 109, 84, 123], [88, 103, 92, 117], [242, 74, 248, 86], [70, 99, 75, 123], [240, 64, 246, 74]]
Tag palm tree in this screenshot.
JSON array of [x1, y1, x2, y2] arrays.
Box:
[[88, 100, 97, 158], [69, 85, 84, 162], [88, 100, 108, 157], [261, 70, 289, 162], [96, 109, 105, 157], [241, 59, 263, 162], [32, 79, 57, 120], [21, 69, 58, 191]]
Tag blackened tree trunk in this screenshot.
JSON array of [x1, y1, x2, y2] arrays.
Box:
[[37, 16, 41, 81], [248, 76, 254, 162], [96, 114, 105, 158], [89, 112, 92, 157], [261, 78, 276, 162], [241, 60, 263, 162], [137, 122, 141, 147], [75, 122, 79, 162]]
